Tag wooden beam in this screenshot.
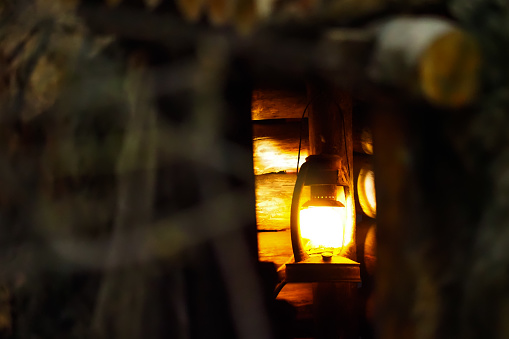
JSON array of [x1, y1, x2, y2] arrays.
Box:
[[252, 118, 372, 175], [255, 173, 296, 231], [252, 89, 308, 120], [306, 82, 356, 263], [258, 230, 293, 266], [252, 120, 309, 175]]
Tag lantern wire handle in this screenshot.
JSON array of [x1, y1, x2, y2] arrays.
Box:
[[335, 101, 351, 180], [296, 100, 312, 173]]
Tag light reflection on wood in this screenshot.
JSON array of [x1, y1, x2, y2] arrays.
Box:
[[251, 89, 308, 120], [257, 230, 292, 266], [253, 138, 308, 175], [252, 122, 308, 175], [255, 173, 296, 231]]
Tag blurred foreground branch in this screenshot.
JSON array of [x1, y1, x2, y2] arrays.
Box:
[[91, 52, 157, 339], [80, 5, 480, 108]]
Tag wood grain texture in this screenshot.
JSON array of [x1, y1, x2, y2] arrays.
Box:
[[252, 121, 309, 175], [307, 84, 356, 261], [255, 173, 296, 231], [258, 230, 293, 266], [252, 89, 308, 120], [252, 119, 372, 176]]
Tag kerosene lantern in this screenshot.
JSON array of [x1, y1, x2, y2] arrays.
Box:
[[286, 154, 360, 283]]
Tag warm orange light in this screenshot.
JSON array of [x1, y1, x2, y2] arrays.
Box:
[[364, 170, 376, 210], [253, 138, 308, 175], [358, 167, 376, 218], [300, 204, 350, 255]]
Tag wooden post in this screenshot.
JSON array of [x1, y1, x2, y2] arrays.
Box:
[[307, 80, 355, 260], [307, 80, 358, 339]]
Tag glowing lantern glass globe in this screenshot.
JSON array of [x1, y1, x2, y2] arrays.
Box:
[[299, 199, 348, 255]]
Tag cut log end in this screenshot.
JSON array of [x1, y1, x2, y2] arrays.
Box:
[[419, 29, 481, 108]]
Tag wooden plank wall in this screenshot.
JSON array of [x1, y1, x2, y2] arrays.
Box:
[[253, 121, 309, 175], [253, 88, 377, 338], [252, 88, 308, 235], [252, 88, 307, 270], [252, 89, 308, 120], [253, 88, 376, 279], [252, 88, 374, 230], [255, 173, 297, 231]]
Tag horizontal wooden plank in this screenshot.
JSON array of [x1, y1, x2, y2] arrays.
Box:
[[255, 173, 297, 231], [252, 120, 372, 174], [252, 89, 308, 120], [255, 157, 373, 232], [258, 230, 293, 267], [253, 121, 309, 175]]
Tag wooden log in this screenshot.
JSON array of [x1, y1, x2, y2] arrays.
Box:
[[369, 17, 481, 108], [252, 120, 309, 175], [252, 118, 372, 176], [257, 230, 293, 266], [255, 173, 296, 231], [307, 83, 353, 158], [252, 89, 308, 120]]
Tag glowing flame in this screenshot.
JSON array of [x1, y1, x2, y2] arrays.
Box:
[[300, 205, 350, 254]]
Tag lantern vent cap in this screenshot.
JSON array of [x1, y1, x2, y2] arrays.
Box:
[[302, 198, 345, 208]]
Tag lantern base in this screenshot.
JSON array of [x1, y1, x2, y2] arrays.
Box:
[[286, 256, 361, 283]]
